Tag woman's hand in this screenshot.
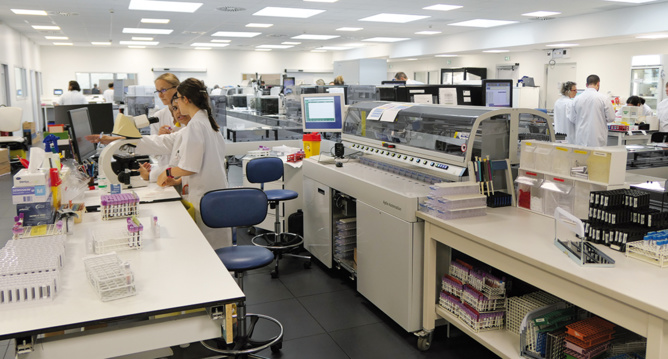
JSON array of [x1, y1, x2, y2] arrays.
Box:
[[138, 162, 151, 181], [157, 170, 180, 187], [158, 125, 173, 135]]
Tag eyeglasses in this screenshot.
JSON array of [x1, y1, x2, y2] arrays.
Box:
[[570, 89, 577, 92], [172, 94, 183, 101], [154, 86, 176, 94]]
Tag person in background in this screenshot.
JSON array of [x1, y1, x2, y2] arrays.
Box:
[[210, 84, 223, 96], [315, 79, 326, 86], [394, 71, 424, 85], [553, 81, 577, 143], [333, 76, 344, 85], [572, 74, 616, 147], [148, 73, 182, 183], [91, 84, 101, 94], [615, 95, 642, 117], [657, 82, 668, 131], [55, 81, 87, 105], [88, 78, 230, 249], [103, 83, 114, 103]]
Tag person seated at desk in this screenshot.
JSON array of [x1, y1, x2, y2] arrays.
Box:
[[88, 78, 231, 250], [615, 95, 643, 116]]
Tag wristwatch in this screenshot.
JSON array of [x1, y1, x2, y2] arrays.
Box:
[[165, 167, 174, 179]]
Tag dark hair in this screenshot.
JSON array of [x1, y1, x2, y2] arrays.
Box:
[[586, 74, 600, 86], [394, 72, 407, 80], [69, 80, 81, 92], [108, 83, 114, 88], [560, 81, 576, 96], [176, 78, 219, 132], [626, 96, 642, 106]]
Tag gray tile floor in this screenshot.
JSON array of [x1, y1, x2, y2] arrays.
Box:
[[0, 165, 499, 359]]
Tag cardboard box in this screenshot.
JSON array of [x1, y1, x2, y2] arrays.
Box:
[[0, 163, 10, 176], [10, 149, 26, 160], [22, 122, 36, 131], [14, 169, 51, 187], [17, 193, 55, 226], [12, 185, 51, 204], [0, 148, 9, 164]]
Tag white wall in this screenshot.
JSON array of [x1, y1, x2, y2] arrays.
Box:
[[0, 23, 42, 128], [40, 47, 334, 95]]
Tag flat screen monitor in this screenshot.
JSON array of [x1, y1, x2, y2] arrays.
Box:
[[68, 108, 97, 163], [259, 96, 279, 115], [301, 93, 345, 133], [53, 89, 63, 95], [283, 77, 295, 87], [382, 80, 406, 85], [482, 79, 513, 108], [53, 103, 114, 134], [231, 94, 248, 108]]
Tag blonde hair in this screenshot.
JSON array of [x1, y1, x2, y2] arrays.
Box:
[[333, 76, 344, 85], [155, 73, 180, 87]]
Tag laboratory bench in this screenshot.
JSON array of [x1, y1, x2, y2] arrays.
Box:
[[0, 185, 243, 359], [418, 206, 668, 359]]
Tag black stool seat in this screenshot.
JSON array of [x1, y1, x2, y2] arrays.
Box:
[[216, 246, 274, 272], [265, 189, 298, 202]]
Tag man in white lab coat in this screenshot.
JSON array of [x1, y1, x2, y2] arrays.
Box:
[[572, 75, 615, 147], [656, 83, 668, 132]]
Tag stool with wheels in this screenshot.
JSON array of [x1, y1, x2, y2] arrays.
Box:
[[199, 188, 283, 358], [246, 157, 311, 278]]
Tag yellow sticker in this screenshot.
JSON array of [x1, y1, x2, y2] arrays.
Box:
[[573, 150, 588, 154], [361, 111, 366, 137], [525, 142, 532, 146], [555, 147, 568, 152], [30, 225, 48, 236]]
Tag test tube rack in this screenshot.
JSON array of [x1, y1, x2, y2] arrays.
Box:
[[420, 182, 486, 220], [83, 253, 136, 302], [554, 208, 615, 268], [90, 216, 144, 254], [100, 192, 139, 220], [0, 235, 66, 305]]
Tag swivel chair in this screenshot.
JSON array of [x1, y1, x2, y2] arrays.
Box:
[[0, 106, 26, 170], [200, 188, 283, 358], [246, 157, 311, 278]]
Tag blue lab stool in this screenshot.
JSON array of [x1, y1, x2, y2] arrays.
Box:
[[200, 188, 283, 358], [246, 157, 311, 278]]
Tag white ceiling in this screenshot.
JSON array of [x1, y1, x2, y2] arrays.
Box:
[[0, 0, 666, 55]]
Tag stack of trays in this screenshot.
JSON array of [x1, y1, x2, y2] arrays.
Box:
[[334, 218, 356, 262], [563, 317, 615, 359]]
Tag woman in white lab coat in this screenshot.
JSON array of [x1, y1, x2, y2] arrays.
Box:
[[155, 78, 230, 249], [553, 81, 576, 143], [147, 73, 183, 182]]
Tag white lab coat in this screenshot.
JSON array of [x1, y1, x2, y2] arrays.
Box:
[[211, 88, 223, 96], [135, 110, 231, 249], [658, 99, 668, 132], [572, 87, 615, 147], [147, 107, 183, 182], [553, 95, 574, 140], [643, 103, 654, 117], [57, 90, 87, 105], [103, 89, 114, 103], [405, 79, 424, 85]]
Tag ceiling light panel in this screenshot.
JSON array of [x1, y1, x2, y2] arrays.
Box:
[[212, 31, 261, 38], [362, 37, 410, 42], [211, 39, 232, 43], [292, 34, 339, 40], [53, 42, 73, 46], [132, 37, 154, 41], [422, 4, 463, 11], [449, 19, 517, 28], [253, 7, 325, 18], [483, 49, 509, 53], [637, 33, 668, 39], [604, 0, 656, 3], [45, 36, 68, 40], [119, 40, 159, 45], [257, 44, 294, 49], [129, 0, 202, 13], [256, 49, 272, 51], [316, 46, 353, 50], [128, 46, 146, 48], [246, 23, 273, 28], [435, 54, 457, 57], [311, 50, 327, 52], [522, 11, 561, 17], [91, 42, 111, 45], [336, 27, 363, 31], [32, 25, 61, 30], [416, 31, 442, 35], [282, 41, 301, 45], [359, 13, 430, 23], [141, 18, 170, 24], [123, 28, 173, 34], [195, 47, 211, 50], [11, 9, 47, 16], [546, 43, 579, 47], [191, 42, 229, 47]]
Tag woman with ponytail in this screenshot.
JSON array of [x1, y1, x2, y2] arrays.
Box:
[[156, 78, 230, 249]]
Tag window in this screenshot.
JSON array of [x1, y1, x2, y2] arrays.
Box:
[[75, 72, 138, 93], [14, 67, 27, 98]]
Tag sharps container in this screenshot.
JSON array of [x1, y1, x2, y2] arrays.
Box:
[[303, 133, 321, 158]]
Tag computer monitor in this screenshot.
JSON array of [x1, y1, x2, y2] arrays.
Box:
[[68, 108, 97, 163], [53, 103, 115, 134], [482, 79, 513, 108], [231, 94, 248, 108], [381, 80, 407, 85], [53, 89, 63, 95], [301, 93, 345, 133]]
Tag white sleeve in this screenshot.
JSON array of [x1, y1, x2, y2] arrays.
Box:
[[604, 101, 615, 123], [177, 122, 204, 173], [135, 133, 176, 155]]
